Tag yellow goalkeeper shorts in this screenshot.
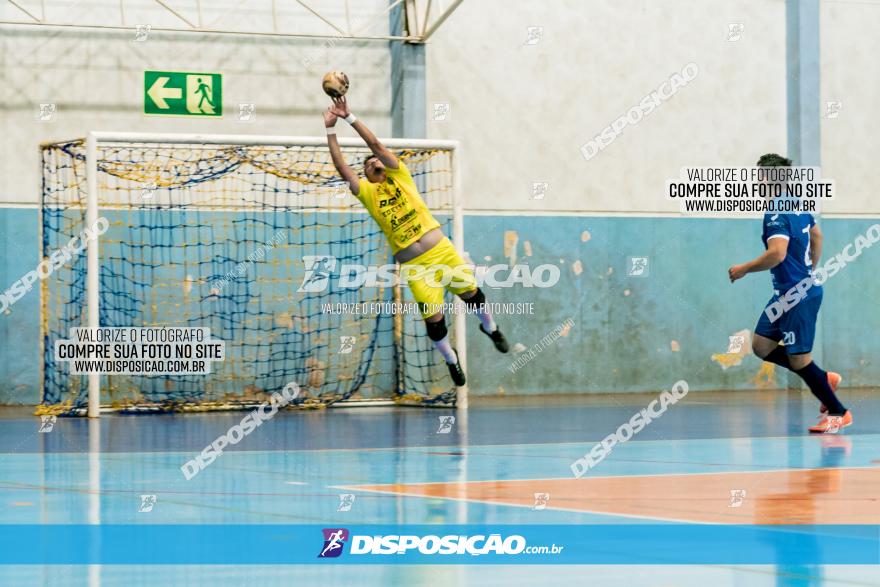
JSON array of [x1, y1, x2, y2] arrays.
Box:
[[400, 237, 477, 319]]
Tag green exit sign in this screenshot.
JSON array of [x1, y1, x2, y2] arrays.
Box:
[[144, 71, 222, 117]]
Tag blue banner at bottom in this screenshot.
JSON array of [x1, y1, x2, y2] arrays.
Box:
[[0, 524, 877, 565]]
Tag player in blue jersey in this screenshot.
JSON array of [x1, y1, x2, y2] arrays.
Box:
[[728, 153, 850, 433]]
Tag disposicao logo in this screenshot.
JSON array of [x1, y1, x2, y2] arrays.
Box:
[[318, 528, 349, 558]]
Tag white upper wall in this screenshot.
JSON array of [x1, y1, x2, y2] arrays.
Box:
[[2, 0, 877, 214], [820, 1, 880, 215], [426, 0, 788, 213]]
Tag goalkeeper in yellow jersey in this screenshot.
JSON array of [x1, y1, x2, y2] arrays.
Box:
[[323, 96, 508, 386]]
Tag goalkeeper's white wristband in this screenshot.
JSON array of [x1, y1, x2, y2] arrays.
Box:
[[344, 114, 357, 125], [325, 125, 337, 136]]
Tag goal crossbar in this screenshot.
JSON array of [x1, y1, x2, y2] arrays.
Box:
[[44, 132, 459, 150]]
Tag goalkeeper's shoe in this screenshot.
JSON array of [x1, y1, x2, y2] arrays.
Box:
[[447, 350, 466, 387], [480, 324, 510, 353]]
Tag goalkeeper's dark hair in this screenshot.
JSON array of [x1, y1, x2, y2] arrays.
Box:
[[363, 154, 378, 168], [756, 153, 792, 167]]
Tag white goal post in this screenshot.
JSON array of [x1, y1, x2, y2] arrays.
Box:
[[58, 131, 468, 416]]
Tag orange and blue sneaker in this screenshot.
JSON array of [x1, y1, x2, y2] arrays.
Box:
[[809, 410, 852, 434], [819, 371, 842, 414]]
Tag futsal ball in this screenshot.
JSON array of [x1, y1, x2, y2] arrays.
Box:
[[322, 71, 350, 98]]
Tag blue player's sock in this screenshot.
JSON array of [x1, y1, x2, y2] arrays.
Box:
[[762, 346, 791, 370], [795, 361, 847, 415]]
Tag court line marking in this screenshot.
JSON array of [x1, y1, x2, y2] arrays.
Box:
[[0, 480, 356, 523], [339, 463, 880, 487], [6, 431, 874, 457], [6, 434, 877, 486], [399, 432, 880, 453], [4, 431, 879, 492], [337, 465, 880, 525], [334, 482, 707, 524], [6, 454, 875, 524], [330, 483, 778, 526]]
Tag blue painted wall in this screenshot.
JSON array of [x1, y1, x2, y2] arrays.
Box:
[[462, 214, 880, 395], [2, 207, 878, 404], [0, 208, 42, 404]]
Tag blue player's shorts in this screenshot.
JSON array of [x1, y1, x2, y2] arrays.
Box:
[[754, 291, 822, 355]]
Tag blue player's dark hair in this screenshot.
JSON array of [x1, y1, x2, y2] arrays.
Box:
[[756, 153, 792, 167]]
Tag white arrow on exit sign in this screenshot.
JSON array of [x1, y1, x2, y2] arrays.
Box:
[[147, 76, 182, 109]]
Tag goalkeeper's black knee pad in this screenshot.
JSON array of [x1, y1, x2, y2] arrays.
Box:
[[424, 318, 448, 342], [463, 288, 486, 309]]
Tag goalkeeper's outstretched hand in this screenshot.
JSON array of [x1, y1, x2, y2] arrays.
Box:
[[329, 96, 350, 119]]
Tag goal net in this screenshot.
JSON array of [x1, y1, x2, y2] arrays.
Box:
[[39, 133, 461, 415]]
